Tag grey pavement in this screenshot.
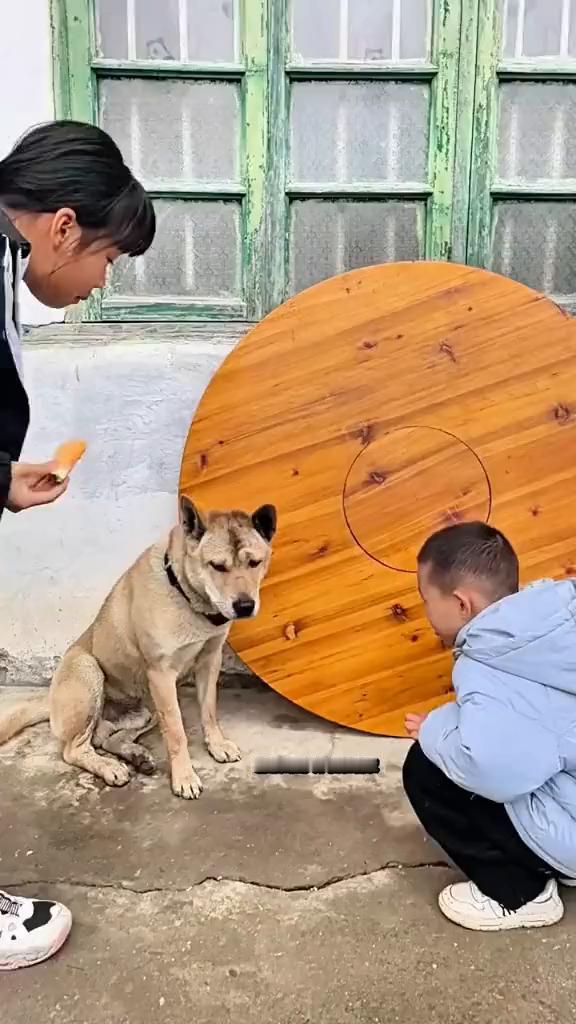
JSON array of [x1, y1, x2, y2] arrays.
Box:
[[1, 686, 575, 1023]]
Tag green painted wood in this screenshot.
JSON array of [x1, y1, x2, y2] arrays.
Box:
[[492, 181, 576, 197], [102, 299, 247, 322], [425, 0, 463, 261], [262, 0, 289, 312], [241, 0, 268, 321], [499, 61, 576, 80], [92, 59, 245, 79], [287, 182, 432, 197], [144, 183, 246, 199], [51, 0, 101, 322], [450, 0, 479, 262], [466, 0, 501, 269], [286, 61, 438, 80]]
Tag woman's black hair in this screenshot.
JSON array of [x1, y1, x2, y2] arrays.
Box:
[[0, 120, 155, 256]]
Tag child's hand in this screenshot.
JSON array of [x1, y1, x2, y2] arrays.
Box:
[[405, 712, 428, 739]]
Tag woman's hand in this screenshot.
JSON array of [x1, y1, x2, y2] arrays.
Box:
[[405, 712, 428, 740], [7, 461, 69, 512]]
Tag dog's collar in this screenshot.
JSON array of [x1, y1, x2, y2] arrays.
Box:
[[163, 552, 229, 628]]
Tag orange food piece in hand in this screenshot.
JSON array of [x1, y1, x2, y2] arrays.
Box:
[[52, 440, 87, 482]]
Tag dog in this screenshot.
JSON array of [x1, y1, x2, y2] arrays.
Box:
[[0, 497, 276, 799]]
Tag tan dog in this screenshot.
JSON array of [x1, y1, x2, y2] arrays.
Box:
[[0, 498, 276, 799]]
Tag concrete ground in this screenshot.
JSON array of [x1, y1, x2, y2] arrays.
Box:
[[1, 685, 575, 1024]]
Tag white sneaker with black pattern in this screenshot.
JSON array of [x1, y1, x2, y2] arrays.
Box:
[[438, 879, 564, 931], [0, 890, 72, 970]]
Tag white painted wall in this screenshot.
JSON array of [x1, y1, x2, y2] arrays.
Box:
[[0, 0, 65, 326]]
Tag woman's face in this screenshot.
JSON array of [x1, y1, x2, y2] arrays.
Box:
[[12, 208, 121, 308]]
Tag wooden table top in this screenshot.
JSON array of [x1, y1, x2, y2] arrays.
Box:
[[180, 261, 576, 736]]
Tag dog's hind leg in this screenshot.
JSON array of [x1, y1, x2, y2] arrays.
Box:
[[50, 648, 131, 787], [94, 710, 157, 776]]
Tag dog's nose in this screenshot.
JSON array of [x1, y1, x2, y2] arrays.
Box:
[[233, 597, 255, 619]]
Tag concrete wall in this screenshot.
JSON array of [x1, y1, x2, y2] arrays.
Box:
[[0, 325, 252, 686], [0, 0, 65, 327]]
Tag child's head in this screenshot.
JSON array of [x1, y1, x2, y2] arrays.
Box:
[[417, 521, 519, 646], [0, 120, 155, 308]]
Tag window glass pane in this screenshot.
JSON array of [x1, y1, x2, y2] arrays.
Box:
[[498, 83, 576, 180], [95, 0, 237, 62], [290, 82, 429, 183], [491, 202, 576, 297], [135, 0, 180, 60], [291, 0, 341, 60], [108, 200, 242, 299], [291, 0, 430, 60], [99, 78, 239, 182], [500, 0, 576, 58], [187, 0, 236, 61], [290, 200, 423, 293], [95, 0, 128, 59]]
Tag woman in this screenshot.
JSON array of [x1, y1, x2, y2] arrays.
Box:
[[0, 120, 155, 969]]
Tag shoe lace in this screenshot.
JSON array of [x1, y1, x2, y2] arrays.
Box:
[[0, 895, 21, 916]]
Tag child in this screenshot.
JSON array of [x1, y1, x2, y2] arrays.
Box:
[[0, 120, 155, 969], [403, 520, 576, 932]]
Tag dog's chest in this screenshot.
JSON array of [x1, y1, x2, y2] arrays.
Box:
[[168, 639, 206, 677]]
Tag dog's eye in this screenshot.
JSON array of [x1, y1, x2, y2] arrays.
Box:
[[209, 562, 228, 573], [248, 559, 262, 569]]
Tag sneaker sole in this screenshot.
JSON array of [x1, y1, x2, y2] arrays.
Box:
[[438, 891, 565, 932], [0, 916, 72, 971]]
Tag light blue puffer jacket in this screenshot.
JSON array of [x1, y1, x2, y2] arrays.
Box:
[[419, 578, 576, 877]]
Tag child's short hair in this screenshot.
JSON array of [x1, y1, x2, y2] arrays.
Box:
[[417, 521, 519, 599]]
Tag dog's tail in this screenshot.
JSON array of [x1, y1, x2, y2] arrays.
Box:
[[0, 693, 49, 745]]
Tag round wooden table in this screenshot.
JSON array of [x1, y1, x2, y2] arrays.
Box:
[[180, 262, 576, 736]]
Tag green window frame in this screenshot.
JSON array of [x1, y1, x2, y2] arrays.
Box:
[[467, 0, 576, 312], [52, 0, 478, 324], [59, 0, 573, 324], [52, 0, 267, 322]]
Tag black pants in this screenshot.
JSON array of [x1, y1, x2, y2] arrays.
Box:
[[403, 742, 556, 911]]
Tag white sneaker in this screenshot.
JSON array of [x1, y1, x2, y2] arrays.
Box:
[[0, 890, 72, 970], [438, 879, 564, 932]]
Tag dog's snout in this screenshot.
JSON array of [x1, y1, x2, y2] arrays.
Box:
[[233, 596, 256, 619]]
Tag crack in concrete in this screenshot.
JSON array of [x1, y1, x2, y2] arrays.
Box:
[[5, 862, 448, 897]]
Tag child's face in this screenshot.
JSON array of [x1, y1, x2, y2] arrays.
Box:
[[417, 562, 475, 647]]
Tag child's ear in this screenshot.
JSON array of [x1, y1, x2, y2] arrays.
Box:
[[455, 590, 473, 618]]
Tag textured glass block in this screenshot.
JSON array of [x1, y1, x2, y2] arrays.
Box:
[[187, 0, 236, 61], [108, 200, 241, 298], [491, 202, 576, 296], [291, 82, 428, 182], [498, 84, 576, 180], [95, 0, 128, 59], [291, 0, 430, 60], [500, 0, 576, 58], [290, 200, 423, 293], [99, 78, 239, 182]]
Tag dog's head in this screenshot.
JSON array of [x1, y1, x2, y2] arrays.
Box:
[[179, 497, 277, 621]]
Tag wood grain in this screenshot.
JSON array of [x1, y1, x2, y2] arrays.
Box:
[[180, 261, 576, 736]]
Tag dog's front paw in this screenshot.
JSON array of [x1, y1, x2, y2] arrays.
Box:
[[207, 737, 242, 763], [101, 759, 132, 787], [171, 769, 203, 800]]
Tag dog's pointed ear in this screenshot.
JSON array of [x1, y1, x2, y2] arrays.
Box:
[[180, 496, 206, 541], [252, 504, 277, 542]]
